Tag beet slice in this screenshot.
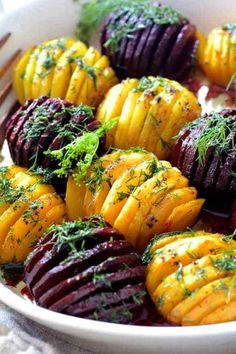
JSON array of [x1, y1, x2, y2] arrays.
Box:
[[122, 16, 145, 78], [134, 22, 154, 78], [50, 266, 145, 312], [165, 24, 196, 79], [28, 227, 124, 288], [216, 150, 236, 191], [86, 302, 147, 324], [66, 283, 145, 317], [203, 154, 222, 190], [32, 240, 133, 298], [114, 11, 134, 73], [150, 24, 182, 76], [38, 253, 140, 308]]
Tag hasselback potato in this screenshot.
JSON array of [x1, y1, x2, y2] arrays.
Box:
[[13, 37, 118, 106], [97, 76, 201, 160], [100, 3, 198, 80], [66, 150, 204, 251], [172, 109, 236, 206], [24, 217, 151, 324], [0, 165, 65, 264], [143, 230, 236, 326], [5, 96, 100, 171], [198, 24, 236, 87]]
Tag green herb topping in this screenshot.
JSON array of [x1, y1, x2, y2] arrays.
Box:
[[45, 118, 118, 183], [223, 23, 236, 45], [46, 216, 107, 263], [184, 111, 236, 164], [76, 0, 184, 49]]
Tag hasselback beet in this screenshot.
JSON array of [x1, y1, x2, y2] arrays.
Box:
[[5, 96, 101, 171], [172, 109, 236, 210], [100, 3, 198, 81], [24, 216, 151, 325]]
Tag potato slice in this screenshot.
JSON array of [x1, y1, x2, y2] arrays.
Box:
[[200, 299, 236, 325], [92, 152, 153, 215], [146, 235, 236, 295], [0, 183, 54, 247], [165, 199, 205, 232], [114, 91, 141, 148], [101, 158, 158, 225], [1, 193, 63, 264], [12, 202, 66, 263], [51, 41, 88, 99], [181, 275, 236, 326], [155, 253, 235, 318], [140, 187, 196, 238], [65, 47, 100, 103], [66, 176, 87, 220], [98, 79, 138, 148], [13, 48, 35, 104]]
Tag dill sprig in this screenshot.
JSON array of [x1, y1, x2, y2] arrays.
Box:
[[213, 254, 236, 272], [223, 23, 236, 45], [75, 0, 184, 47], [187, 112, 236, 164], [47, 216, 107, 260], [44, 118, 118, 183]]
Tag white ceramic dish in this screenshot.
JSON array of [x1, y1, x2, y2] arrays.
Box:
[[1, 0, 236, 353]]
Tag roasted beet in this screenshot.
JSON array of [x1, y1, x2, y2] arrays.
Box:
[[101, 3, 198, 81], [24, 216, 151, 325], [172, 109, 236, 211], [6, 96, 98, 171]]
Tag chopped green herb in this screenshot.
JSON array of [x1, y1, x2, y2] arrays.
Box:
[[75, 0, 184, 51], [223, 23, 236, 45], [186, 111, 236, 164], [45, 118, 118, 183]]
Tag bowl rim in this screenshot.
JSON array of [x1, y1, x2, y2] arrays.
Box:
[[1, 0, 236, 340], [1, 281, 236, 338]]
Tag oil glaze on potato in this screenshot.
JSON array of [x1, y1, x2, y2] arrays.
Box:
[[143, 231, 236, 326], [66, 150, 204, 252]]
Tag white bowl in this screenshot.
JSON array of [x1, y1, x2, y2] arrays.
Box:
[[0, 1, 236, 353]]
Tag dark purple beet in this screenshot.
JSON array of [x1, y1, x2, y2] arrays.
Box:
[[100, 3, 197, 81], [172, 109, 236, 212], [24, 218, 151, 325], [6, 97, 100, 190], [165, 24, 197, 79], [49, 266, 145, 312], [150, 24, 182, 76], [38, 254, 140, 308], [132, 22, 153, 78]]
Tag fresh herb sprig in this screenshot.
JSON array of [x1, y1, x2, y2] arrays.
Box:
[[223, 23, 236, 45], [45, 118, 118, 183], [47, 216, 107, 261], [185, 112, 236, 164]]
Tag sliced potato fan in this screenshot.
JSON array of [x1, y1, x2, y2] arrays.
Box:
[[144, 230, 236, 326], [96, 77, 201, 160], [198, 26, 236, 86], [66, 150, 204, 251], [0, 166, 66, 263], [13, 37, 118, 106]]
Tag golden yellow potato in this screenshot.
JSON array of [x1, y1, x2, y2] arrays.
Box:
[[13, 37, 118, 107], [198, 25, 236, 86], [97, 77, 201, 159], [0, 166, 65, 263], [144, 230, 236, 326], [66, 150, 204, 251]]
